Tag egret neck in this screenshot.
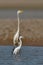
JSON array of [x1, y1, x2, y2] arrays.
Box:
[[17, 13, 20, 33], [18, 37, 22, 49]]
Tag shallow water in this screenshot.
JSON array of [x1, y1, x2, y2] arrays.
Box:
[[0, 46, 43, 65], [0, 9, 43, 19]]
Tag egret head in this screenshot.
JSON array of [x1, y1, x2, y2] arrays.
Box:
[[17, 10, 23, 14], [19, 36, 24, 39]]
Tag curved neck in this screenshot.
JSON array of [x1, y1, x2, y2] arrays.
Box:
[[19, 38, 22, 47], [17, 13, 20, 32], [17, 38, 22, 49]]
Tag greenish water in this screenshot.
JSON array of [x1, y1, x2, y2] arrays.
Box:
[[0, 46, 43, 65]]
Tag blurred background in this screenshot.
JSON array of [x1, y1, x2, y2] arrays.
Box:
[[0, 0, 43, 46]]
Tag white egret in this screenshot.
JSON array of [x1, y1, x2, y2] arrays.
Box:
[[13, 10, 23, 45], [13, 36, 23, 55]]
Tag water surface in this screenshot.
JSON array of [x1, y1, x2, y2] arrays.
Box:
[[0, 9, 43, 19], [0, 46, 43, 65]]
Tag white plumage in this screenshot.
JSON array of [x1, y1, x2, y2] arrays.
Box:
[[13, 36, 23, 55], [13, 10, 23, 45]]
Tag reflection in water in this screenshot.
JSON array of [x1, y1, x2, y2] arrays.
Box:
[[0, 46, 43, 65]]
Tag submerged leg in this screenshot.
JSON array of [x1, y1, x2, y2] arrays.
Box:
[[11, 46, 15, 54]]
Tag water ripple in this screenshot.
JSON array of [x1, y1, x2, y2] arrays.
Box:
[[0, 46, 43, 65]]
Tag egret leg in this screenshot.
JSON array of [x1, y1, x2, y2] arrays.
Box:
[[11, 46, 15, 54]]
